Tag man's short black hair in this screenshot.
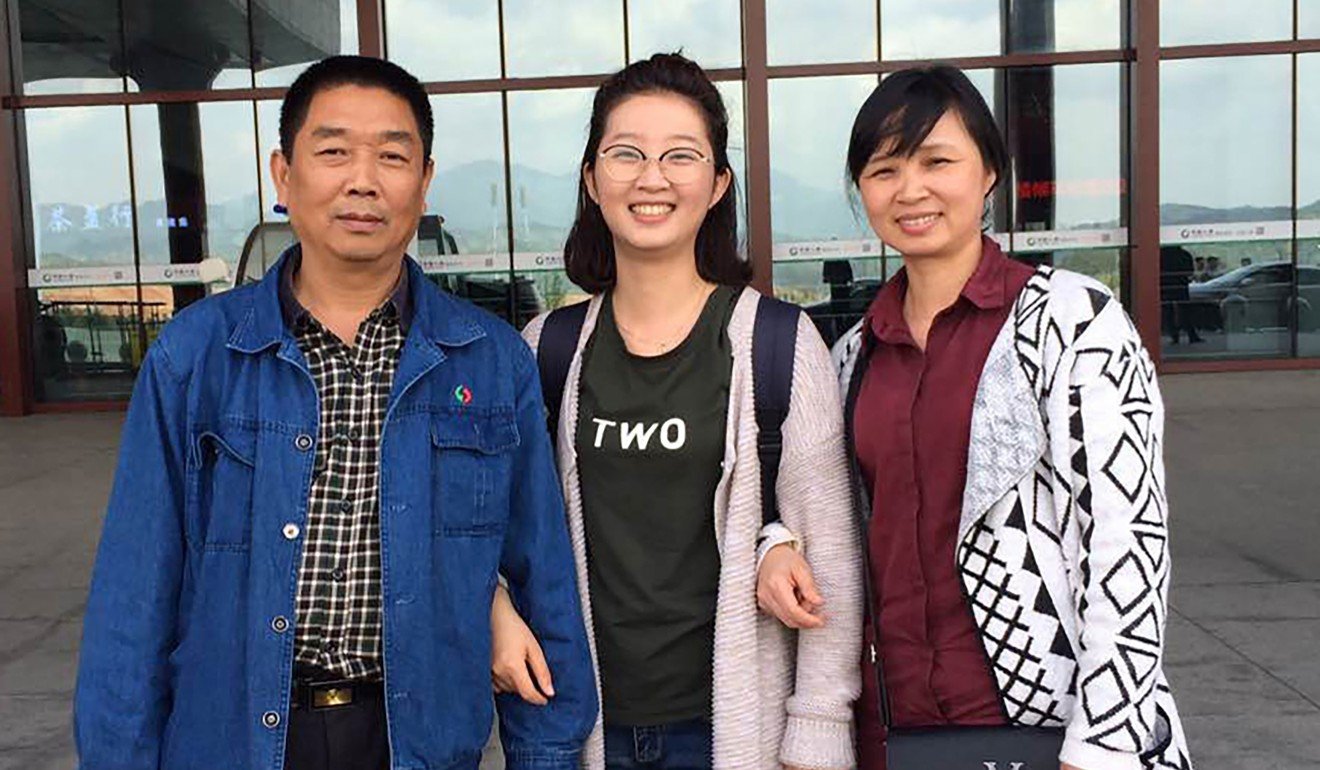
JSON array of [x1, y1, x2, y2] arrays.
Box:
[[279, 55, 434, 163]]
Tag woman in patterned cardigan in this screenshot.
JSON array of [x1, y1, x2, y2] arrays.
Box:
[[782, 65, 1194, 770]]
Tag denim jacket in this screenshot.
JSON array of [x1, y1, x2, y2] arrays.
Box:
[[74, 250, 597, 770]]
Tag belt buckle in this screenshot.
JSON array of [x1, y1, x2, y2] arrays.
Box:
[[311, 682, 356, 709]]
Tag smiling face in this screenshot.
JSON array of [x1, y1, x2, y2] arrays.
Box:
[[271, 84, 434, 270], [855, 109, 996, 261], [584, 92, 730, 261]]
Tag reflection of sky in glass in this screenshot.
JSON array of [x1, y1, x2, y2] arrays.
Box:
[[256, 100, 284, 223], [882, 0, 999, 60], [1161, 56, 1291, 216], [1054, 0, 1122, 50], [429, 93, 507, 254], [1036, 63, 1123, 229], [26, 106, 134, 267], [23, 77, 124, 96], [507, 89, 594, 251], [1161, 0, 1292, 46], [387, 0, 501, 81], [1011, 0, 1123, 52], [1300, 56, 1320, 217], [767, 0, 875, 66], [769, 75, 877, 243], [628, 0, 742, 68], [504, 0, 624, 77], [1305, 5, 1320, 40], [128, 102, 261, 267]]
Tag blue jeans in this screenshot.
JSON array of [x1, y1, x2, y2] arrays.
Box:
[[604, 719, 713, 770]]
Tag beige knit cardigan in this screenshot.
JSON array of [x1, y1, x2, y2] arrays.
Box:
[[522, 287, 862, 770]]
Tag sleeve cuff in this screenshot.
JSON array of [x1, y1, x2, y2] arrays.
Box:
[[756, 522, 801, 571], [779, 712, 855, 770], [1060, 734, 1142, 770]]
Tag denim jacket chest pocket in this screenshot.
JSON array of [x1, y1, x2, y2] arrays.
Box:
[[185, 422, 258, 550], [430, 408, 519, 537]]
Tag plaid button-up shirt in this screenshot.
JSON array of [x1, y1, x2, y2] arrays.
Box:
[[280, 255, 411, 681]]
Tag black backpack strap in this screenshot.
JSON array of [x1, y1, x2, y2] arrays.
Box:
[[536, 301, 589, 440], [752, 295, 802, 528]]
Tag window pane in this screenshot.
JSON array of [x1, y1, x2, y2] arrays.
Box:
[[716, 81, 748, 238], [121, 0, 252, 91], [508, 89, 593, 314], [128, 101, 261, 346], [249, 100, 304, 284], [24, 105, 138, 401], [422, 93, 510, 289], [1050, 248, 1124, 297], [769, 75, 883, 346], [1009, 64, 1126, 263], [387, 0, 501, 82], [504, 0, 624, 77], [767, 0, 875, 66], [882, 0, 999, 61], [1304, 4, 1320, 40], [1008, 0, 1123, 53], [628, 0, 741, 68], [17, 0, 125, 94], [1161, 56, 1292, 359], [32, 288, 143, 402], [1161, 0, 1292, 46], [1299, 55, 1320, 355], [27, 106, 134, 271], [255, 0, 359, 87]]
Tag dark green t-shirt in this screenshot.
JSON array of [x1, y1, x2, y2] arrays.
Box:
[[575, 285, 738, 726]]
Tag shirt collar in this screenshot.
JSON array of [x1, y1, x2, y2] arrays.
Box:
[[864, 234, 1012, 344], [278, 246, 413, 334]]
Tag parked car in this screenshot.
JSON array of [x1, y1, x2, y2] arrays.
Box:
[[1188, 261, 1320, 333], [802, 259, 885, 347]]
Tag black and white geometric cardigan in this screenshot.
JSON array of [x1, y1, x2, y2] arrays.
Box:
[[833, 267, 1194, 770]]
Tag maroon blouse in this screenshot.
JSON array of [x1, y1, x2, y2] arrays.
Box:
[[853, 237, 1035, 770]]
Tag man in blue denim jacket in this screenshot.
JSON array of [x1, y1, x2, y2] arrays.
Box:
[[73, 56, 596, 770]]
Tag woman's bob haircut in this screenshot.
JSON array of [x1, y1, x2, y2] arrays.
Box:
[[846, 64, 1007, 193], [562, 52, 750, 294]]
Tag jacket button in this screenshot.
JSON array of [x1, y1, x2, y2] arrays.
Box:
[[271, 616, 289, 633], [262, 711, 280, 728], [294, 434, 314, 452], [282, 523, 300, 540]]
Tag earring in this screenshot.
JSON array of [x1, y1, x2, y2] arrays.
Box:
[[273, 203, 288, 215]]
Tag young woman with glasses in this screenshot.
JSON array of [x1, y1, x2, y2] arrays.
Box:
[[486, 53, 862, 770]]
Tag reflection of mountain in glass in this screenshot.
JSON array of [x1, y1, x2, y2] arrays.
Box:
[[35, 163, 1320, 269]]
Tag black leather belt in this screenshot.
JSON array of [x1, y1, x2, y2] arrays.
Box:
[[290, 677, 382, 710]]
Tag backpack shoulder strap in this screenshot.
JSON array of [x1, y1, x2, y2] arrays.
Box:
[[752, 295, 802, 528], [536, 301, 589, 440]]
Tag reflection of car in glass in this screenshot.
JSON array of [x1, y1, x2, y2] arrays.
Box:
[[802, 260, 884, 347], [430, 273, 543, 329], [1188, 261, 1319, 333], [234, 222, 298, 286], [233, 221, 544, 329]]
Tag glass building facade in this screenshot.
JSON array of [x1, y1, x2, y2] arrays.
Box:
[[1, 1, 1318, 414]]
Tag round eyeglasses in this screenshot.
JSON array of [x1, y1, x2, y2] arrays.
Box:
[[597, 144, 714, 185]]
